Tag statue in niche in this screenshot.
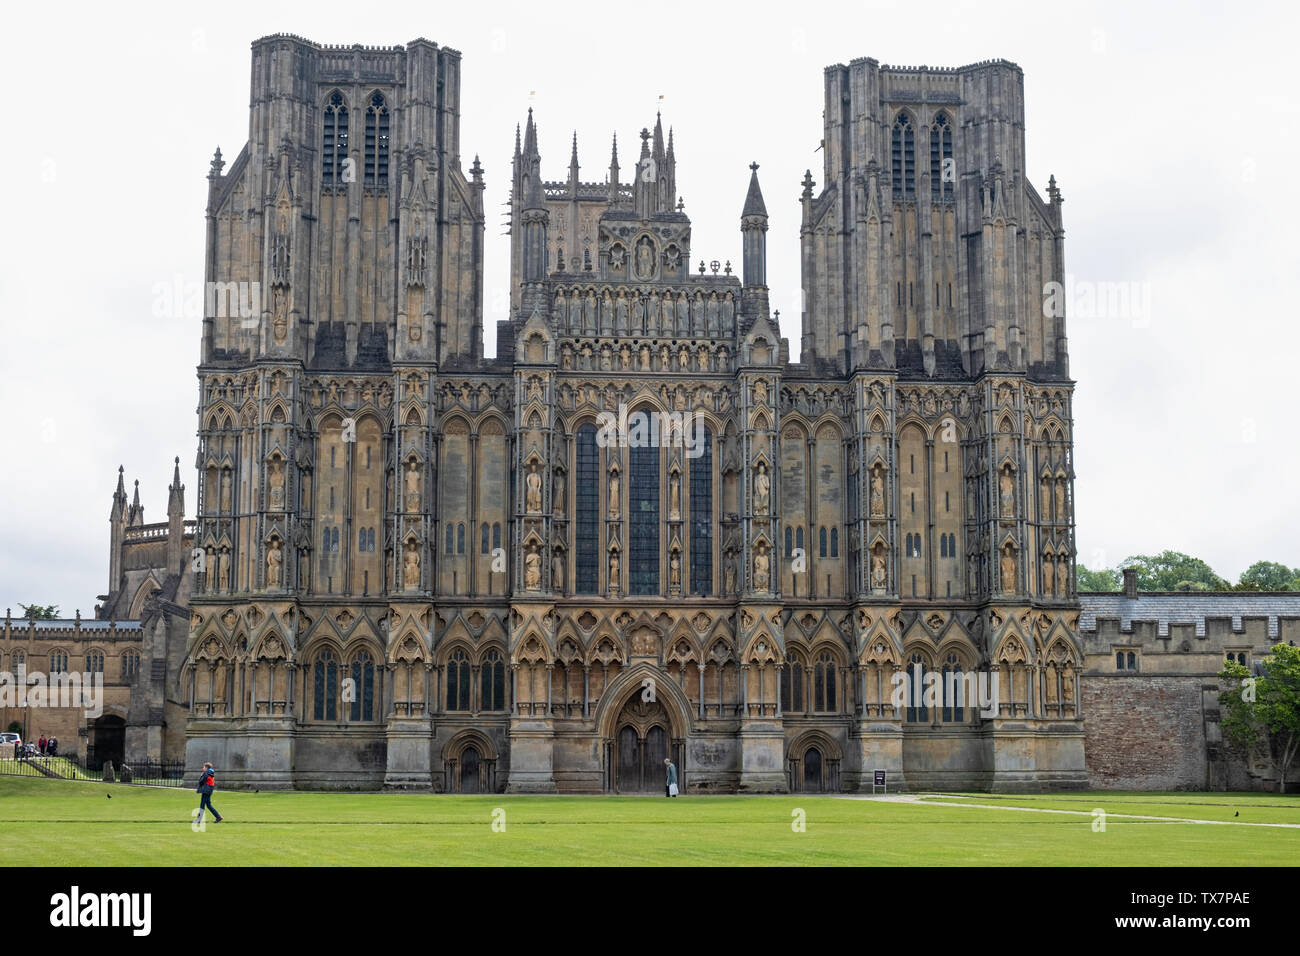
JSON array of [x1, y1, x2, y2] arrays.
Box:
[[669, 472, 681, 519], [599, 345, 611, 371], [560, 344, 573, 370], [676, 294, 689, 332], [526, 463, 543, 513], [678, 344, 691, 371], [554, 470, 566, 516], [616, 293, 629, 331], [1054, 480, 1066, 521], [1001, 545, 1016, 591], [1042, 553, 1055, 596], [608, 549, 620, 592], [697, 343, 710, 371], [610, 245, 626, 269], [754, 544, 770, 592], [871, 549, 886, 589], [870, 467, 885, 517], [404, 542, 420, 590], [659, 344, 671, 370], [266, 539, 282, 587], [1055, 555, 1067, 597], [1061, 669, 1074, 701], [724, 553, 737, 594], [690, 293, 704, 331], [608, 468, 620, 519], [670, 551, 681, 590], [753, 379, 768, 405], [635, 236, 655, 280], [405, 461, 421, 512], [219, 469, 231, 512], [639, 344, 651, 370], [272, 287, 288, 345], [552, 548, 566, 593], [999, 468, 1015, 518], [525, 545, 541, 590], [753, 462, 770, 515], [268, 460, 284, 509], [619, 344, 632, 369]]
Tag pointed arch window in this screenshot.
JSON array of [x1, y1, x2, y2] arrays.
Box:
[[481, 523, 490, 554], [819, 527, 828, 558], [457, 523, 465, 555], [86, 651, 104, 674], [313, 649, 339, 720], [891, 112, 916, 200], [445, 524, 455, 554], [576, 424, 599, 593], [813, 651, 837, 712], [689, 428, 713, 595], [322, 91, 349, 186], [350, 651, 375, 721], [830, 528, 839, 557], [364, 92, 389, 187], [780, 654, 806, 713], [930, 112, 954, 201], [629, 437, 660, 595], [122, 650, 140, 680], [941, 653, 964, 722], [906, 653, 927, 722], [481, 649, 506, 711], [446, 649, 471, 711]]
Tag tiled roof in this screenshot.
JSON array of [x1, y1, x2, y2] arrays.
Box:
[[1079, 593, 1300, 639]]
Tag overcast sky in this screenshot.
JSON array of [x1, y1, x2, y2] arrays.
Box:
[[1, 0, 1295, 615]]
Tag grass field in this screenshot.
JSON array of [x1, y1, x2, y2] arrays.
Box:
[[1, 776, 1297, 866]]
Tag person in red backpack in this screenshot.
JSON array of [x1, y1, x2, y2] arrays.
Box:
[[195, 762, 223, 824]]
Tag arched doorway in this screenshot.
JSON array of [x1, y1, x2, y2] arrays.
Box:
[[89, 715, 125, 770], [788, 732, 842, 793], [461, 746, 481, 794], [803, 748, 822, 791], [614, 697, 671, 793]]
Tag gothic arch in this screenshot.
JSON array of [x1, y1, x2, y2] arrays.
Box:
[[593, 660, 694, 739]]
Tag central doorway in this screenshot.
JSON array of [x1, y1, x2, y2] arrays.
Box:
[[614, 696, 670, 793]]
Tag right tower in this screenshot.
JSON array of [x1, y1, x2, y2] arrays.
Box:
[[801, 58, 1082, 789]]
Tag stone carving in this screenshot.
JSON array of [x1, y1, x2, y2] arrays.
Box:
[[554, 469, 566, 516], [608, 467, 620, 518], [669, 472, 681, 520], [1042, 552, 1055, 596], [670, 550, 681, 590], [753, 462, 770, 515], [608, 549, 620, 593], [999, 467, 1015, 518], [526, 463, 543, 513], [552, 548, 565, 592], [754, 543, 770, 592], [870, 465, 885, 517], [404, 542, 420, 591], [634, 235, 655, 280], [525, 545, 541, 590], [1054, 480, 1066, 521], [1001, 544, 1016, 591], [405, 461, 421, 512], [753, 379, 768, 405], [724, 553, 737, 594], [266, 539, 282, 586], [268, 459, 284, 509]]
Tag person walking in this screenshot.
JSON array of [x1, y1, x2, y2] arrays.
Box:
[[195, 762, 223, 824], [663, 757, 679, 798], [47, 736, 57, 757], [38, 734, 46, 756]]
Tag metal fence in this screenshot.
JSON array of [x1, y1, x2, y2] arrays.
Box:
[[0, 751, 186, 788]]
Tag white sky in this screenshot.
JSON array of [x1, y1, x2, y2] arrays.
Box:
[[1, 0, 1296, 615]]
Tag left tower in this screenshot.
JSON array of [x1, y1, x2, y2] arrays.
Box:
[[189, 35, 485, 787]]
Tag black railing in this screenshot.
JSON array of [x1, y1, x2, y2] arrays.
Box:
[[0, 750, 186, 787]]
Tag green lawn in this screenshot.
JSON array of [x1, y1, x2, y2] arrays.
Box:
[[1, 777, 1296, 866]]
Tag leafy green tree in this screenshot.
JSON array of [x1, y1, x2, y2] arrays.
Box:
[[1219, 644, 1300, 793], [16, 603, 59, 620], [1075, 565, 1120, 591], [1121, 551, 1228, 592], [1236, 561, 1299, 592]]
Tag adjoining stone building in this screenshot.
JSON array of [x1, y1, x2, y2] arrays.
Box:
[[0, 462, 192, 766]]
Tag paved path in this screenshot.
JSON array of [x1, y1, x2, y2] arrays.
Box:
[[835, 793, 1300, 828]]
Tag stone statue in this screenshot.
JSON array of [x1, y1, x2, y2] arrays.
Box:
[[266, 540, 282, 586], [1055, 555, 1067, 597], [554, 470, 566, 516], [754, 546, 770, 592], [999, 469, 1015, 517], [404, 543, 420, 590], [753, 379, 768, 405], [608, 550, 620, 592], [526, 464, 543, 513], [724, 553, 737, 594], [754, 462, 770, 515], [871, 550, 886, 589], [268, 460, 284, 509], [1001, 546, 1016, 591], [608, 469, 620, 518], [1054, 480, 1066, 521], [669, 472, 681, 519], [1042, 553, 1055, 596], [670, 551, 681, 589], [525, 546, 541, 590], [870, 468, 884, 517], [405, 461, 421, 513], [552, 548, 565, 592]]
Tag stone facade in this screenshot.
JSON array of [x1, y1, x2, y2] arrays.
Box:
[[172, 37, 1087, 793]]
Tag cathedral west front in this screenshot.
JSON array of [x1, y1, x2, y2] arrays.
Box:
[[155, 35, 1088, 791]]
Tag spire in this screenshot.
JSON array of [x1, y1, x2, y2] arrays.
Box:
[[667, 126, 675, 161], [653, 112, 664, 159], [742, 161, 768, 218], [168, 456, 185, 516], [568, 131, 580, 187], [514, 123, 522, 162], [523, 107, 538, 159], [608, 132, 621, 203], [129, 479, 143, 526], [111, 465, 127, 519]]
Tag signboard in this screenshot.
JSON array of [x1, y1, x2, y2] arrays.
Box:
[[872, 769, 887, 793]]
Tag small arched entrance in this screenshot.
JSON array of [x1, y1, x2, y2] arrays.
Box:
[[788, 732, 842, 793], [89, 715, 125, 770]]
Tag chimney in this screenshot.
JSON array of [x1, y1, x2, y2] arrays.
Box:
[[1122, 567, 1138, 600]]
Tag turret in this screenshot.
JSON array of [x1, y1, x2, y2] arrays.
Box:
[[109, 466, 127, 594], [167, 456, 186, 576], [607, 133, 621, 205], [741, 162, 769, 320], [519, 109, 549, 290]]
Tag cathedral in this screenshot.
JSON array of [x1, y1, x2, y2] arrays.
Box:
[[184, 35, 1085, 791]]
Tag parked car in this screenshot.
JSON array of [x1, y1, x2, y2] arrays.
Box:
[[0, 732, 21, 755]]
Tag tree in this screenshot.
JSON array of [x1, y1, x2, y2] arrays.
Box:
[[1075, 565, 1120, 592], [1236, 561, 1300, 592], [1218, 644, 1300, 793], [17, 603, 59, 620], [1121, 551, 1228, 592]]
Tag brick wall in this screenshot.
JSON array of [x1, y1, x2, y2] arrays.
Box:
[[1082, 675, 1205, 790]]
